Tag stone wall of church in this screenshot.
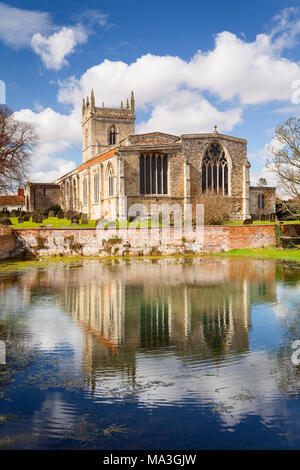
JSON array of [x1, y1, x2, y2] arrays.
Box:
[[249, 187, 276, 219], [181, 134, 248, 219]]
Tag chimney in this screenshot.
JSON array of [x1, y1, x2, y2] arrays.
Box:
[[18, 187, 24, 197]]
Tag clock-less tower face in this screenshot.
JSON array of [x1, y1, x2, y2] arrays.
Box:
[[81, 90, 135, 163]]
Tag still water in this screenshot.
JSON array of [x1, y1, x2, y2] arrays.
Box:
[[0, 257, 299, 449]]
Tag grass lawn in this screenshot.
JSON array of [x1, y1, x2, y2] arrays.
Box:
[[212, 247, 300, 263], [224, 220, 300, 225], [10, 217, 96, 229], [9, 217, 161, 229]]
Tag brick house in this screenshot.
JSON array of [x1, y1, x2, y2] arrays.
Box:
[[0, 187, 25, 212]]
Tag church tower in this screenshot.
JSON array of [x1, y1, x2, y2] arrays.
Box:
[[81, 90, 136, 163]]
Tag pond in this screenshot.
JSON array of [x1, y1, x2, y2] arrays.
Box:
[[0, 257, 299, 450]]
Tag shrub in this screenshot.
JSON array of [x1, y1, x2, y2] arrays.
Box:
[[198, 191, 232, 225], [18, 217, 24, 223], [57, 210, 64, 219], [23, 215, 30, 222]]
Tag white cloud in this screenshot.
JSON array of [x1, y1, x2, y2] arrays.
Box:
[[13, 6, 300, 181], [31, 26, 88, 70], [136, 90, 243, 135], [58, 25, 300, 114], [270, 6, 300, 50], [0, 2, 51, 48], [0, 2, 108, 69], [13, 108, 80, 182]]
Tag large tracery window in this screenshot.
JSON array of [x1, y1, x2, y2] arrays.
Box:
[[140, 154, 168, 195], [202, 143, 229, 194]]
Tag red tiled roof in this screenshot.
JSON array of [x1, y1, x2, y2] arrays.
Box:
[[0, 195, 25, 205], [77, 147, 118, 171]]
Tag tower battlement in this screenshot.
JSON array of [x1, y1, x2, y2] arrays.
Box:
[[82, 90, 135, 163]]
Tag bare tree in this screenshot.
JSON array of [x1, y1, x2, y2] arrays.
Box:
[[0, 106, 37, 193], [267, 117, 300, 203]]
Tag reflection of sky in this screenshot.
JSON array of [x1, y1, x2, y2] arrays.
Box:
[[1, 259, 300, 448], [249, 304, 282, 350], [27, 303, 83, 367]]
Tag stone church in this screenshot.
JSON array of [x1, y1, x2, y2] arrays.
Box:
[[26, 90, 276, 221]]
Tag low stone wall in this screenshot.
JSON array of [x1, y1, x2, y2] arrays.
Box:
[[12, 224, 277, 258], [0, 226, 16, 260]]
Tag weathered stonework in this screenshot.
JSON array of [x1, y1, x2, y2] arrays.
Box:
[[12, 224, 276, 258], [0, 227, 15, 259], [249, 186, 276, 219], [27, 90, 276, 221], [25, 182, 60, 212]]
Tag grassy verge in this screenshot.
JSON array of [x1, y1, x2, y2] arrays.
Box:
[[10, 217, 96, 229], [211, 247, 300, 263], [8, 217, 300, 229], [9, 217, 161, 229], [224, 220, 300, 225]]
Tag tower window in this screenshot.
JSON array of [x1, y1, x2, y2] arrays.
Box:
[[140, 154, 168, 195], [108, 126, 117, 145], [202, 143, 228, 194]]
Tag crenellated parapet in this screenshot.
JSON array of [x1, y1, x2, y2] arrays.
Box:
[[82, 89, 136, 163]]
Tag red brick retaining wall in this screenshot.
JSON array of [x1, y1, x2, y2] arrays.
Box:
[[11, 224, 277, 257], [0, 227, 16, 259]]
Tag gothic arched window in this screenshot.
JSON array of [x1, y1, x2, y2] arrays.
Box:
[[258, 193, 265, 209], [94, 171, 100, 203], [202, 143, 228, 194], [108, 126, 117, 145], [83, 176, 88, 205], [139, 154, 168, 195]]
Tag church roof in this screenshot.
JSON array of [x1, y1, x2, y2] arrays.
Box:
[[77, 147, 119, 171]]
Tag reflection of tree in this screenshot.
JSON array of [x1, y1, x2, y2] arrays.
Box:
[[269, 289, 300, 397]]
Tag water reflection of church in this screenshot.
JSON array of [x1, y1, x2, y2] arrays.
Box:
[[60, 259, 277, 384]]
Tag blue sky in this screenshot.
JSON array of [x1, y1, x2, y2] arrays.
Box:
[[1, 0, 300, 184]]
